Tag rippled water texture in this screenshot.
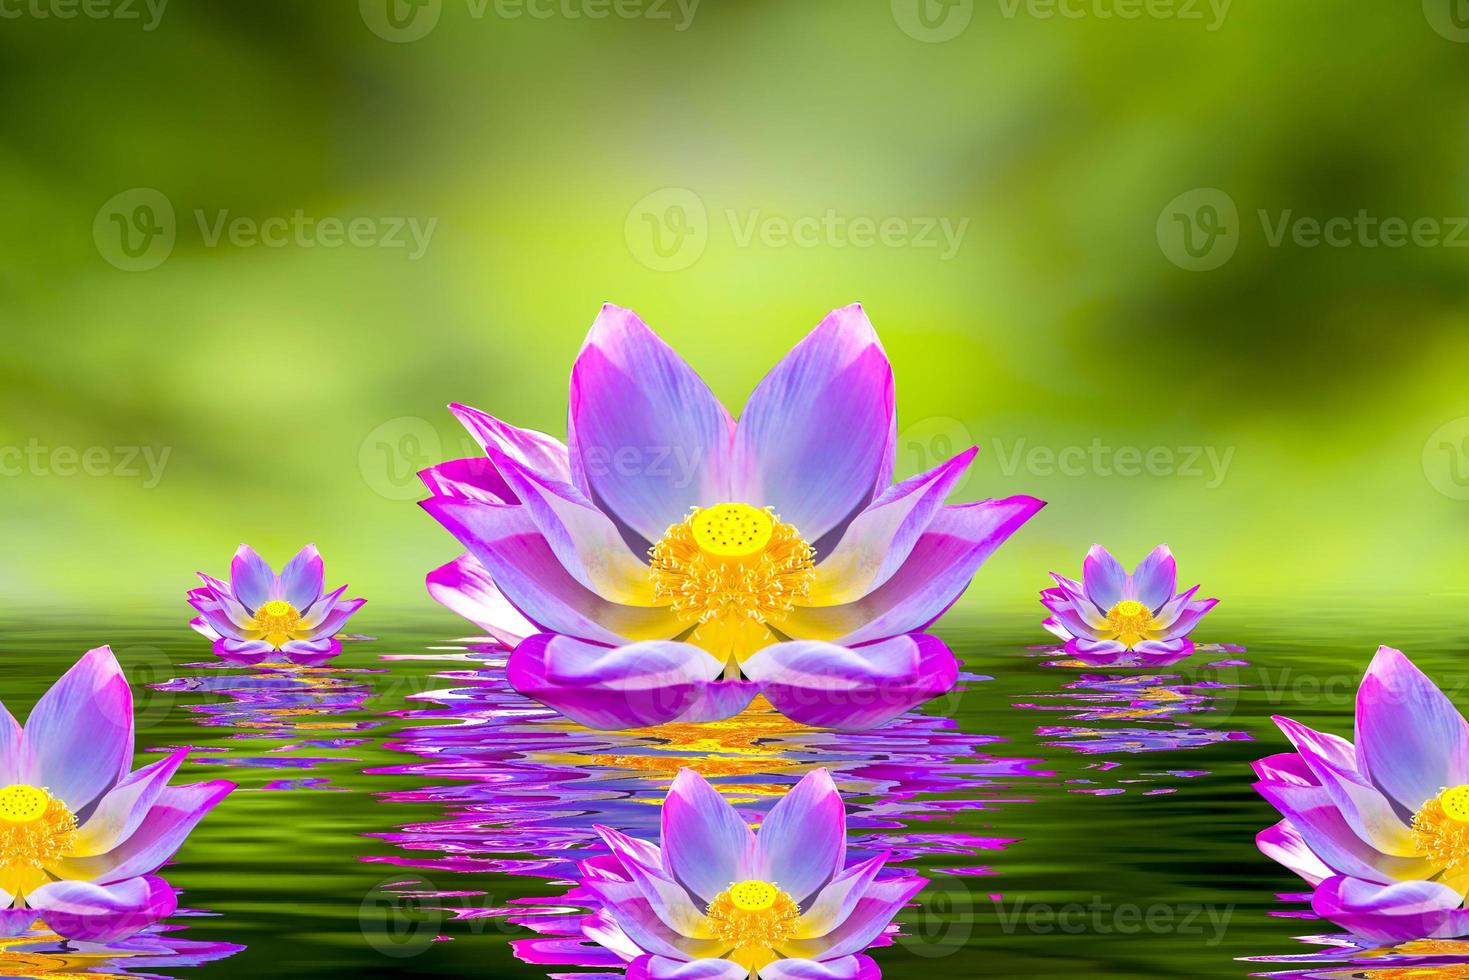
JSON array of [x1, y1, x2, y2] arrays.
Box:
[[1, 596, 1464, 978]]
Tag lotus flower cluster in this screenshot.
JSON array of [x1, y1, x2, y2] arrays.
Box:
[[420, 304, 1043, 730], [1040, 545, 1216, 666], [580, 768, 924, 979], [0, 648, 232, 942], [1255, 646, 1469, 944], [189, 545, 364, 665]]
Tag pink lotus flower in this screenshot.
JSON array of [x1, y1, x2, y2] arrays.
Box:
[[1039, 544, 1216, 666], [1255, 647, 1469, 944], [0, 647, 233, 943], [420, 304, 1043, 730], [188, 544, 364, 665], [579, 768, 923, 980]]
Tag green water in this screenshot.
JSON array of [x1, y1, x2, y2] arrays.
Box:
[[3, 595, 1465, 979]]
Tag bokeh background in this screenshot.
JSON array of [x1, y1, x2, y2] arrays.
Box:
[[3, 0, 1467, 614]]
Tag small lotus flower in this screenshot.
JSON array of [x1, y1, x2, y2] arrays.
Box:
[[0, 647, 233, 942], [420, 304, 1043, 729], [1039, 544, 1216, 666], [1253, 647, 1469, 944], [188, 544, 364, 665], [579, 768, 924, 979]]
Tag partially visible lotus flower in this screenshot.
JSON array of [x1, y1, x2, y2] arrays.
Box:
[[1040, 544, 1216, 666], [188, 544, 364, 665], [0, 647, 233, 943], [420, 304, 1044, 730], [579, 768, 924, 980], [1255, 647, 1469, 944]]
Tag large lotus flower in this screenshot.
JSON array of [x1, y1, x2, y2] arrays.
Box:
[[0, 648, 233, 943], [188, 544, 364, 665], [1253, 647, 1469, 944], [1039, 544, 1216, 667], [420, 304, 1043, 730], [579, 768, 923, 979]]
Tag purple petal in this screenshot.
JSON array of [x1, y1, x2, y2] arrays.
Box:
[[449, 403, 573, 485], [779, 876, 926, 960], [507, 635, 724, 730], [228, 545, 275, 611], [782, 496, 1045, 646], [661, 769, 760, 904], [281, 637, 342, 665], [425, 555, 535, 647], [628, 957, 748, 980], [567, 305, 735, 545], [1125, 545, 1176, 609], [1064, 636, 1130, 665], [212, 637, 273, 665], [1081, 545, 1126, 610], [1252, 778, 1434, 884], [673, 680, 760, 724], [1257, 820, 1332, 887], [1039, 595, 1108, 640], [27, 875, 177, 943], [54, 779, 234, 884], [23, 647, 134, 813], [1129, 637, 1195, 666], [811, 447, 977, 604], [278, 545, 324, 610], [795, 854, 889, 938], [191, 575, 254, 628], [741, 634, 958, 731], [187, 594, 248, 641], [1356, 646, 1469, 812], [0, 909, 37, 938], [0, 703, 23, 785], [759, 957, 880, 980], [73, 749, 189, 858], [731, 305, 894, 545], [304, 599, 364, 639], [418, 456, 515, 503], [757, 769, 846, 906], [1154, 599, 1217, 640], [593, 826, 711, 939], [421, 498, 683, 644], [1310, 875, 1469, 944]]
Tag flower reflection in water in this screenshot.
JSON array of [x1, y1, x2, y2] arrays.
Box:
[[0, 918, 242, 979], [365, 644, 1052, 974], [1245, 933, 1469, 978]]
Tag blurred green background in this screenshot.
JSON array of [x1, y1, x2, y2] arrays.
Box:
[[3, 0, 1468, 615]]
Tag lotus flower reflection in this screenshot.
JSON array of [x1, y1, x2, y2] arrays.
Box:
[[1254, 647, 1469, 944], [189, 545, 364, 665], [580, 768, 924, 979], [0, 648, 232, 942], [421, 304, 1043, 730], [1040, 545, 1216, 666]]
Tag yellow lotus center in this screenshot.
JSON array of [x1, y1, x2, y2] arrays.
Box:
[[1411, 785, 1469, 875], [707, 880, 799, 949], [649, 504, 815, 666], [247, 599, 305, 650], [0, 785, 77, 872], [1105, 599, 1158, 649]]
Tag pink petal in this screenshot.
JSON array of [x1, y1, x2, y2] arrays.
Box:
[[568, 305, 735, 545], [0, 703, 23, 785], [661, 769, 760, 904], [731, 305, 894, 546], [281, 637, 342, 665], [1257, 819, 1332, 887], [741, 634, 958, 731], [778, 876, 926, 960], [1081, 545, 1126, 610], [673, 680, 760, 724], [418, 456, 515, 503], [581, 876, 726, 961], [1125, 545, 1176, 609], [278, 544, 324, 609], [628, 957, 748, 980], [507, 634, 724, 730], [425, 555, 535, 647], [72, 749, 189, 858], [757, 769, 846, 905], [1253, 778, 1433, 884], [593, 825, 711, 939], [1310, 875, 1469, 944], [23, 647, 134, 813], [54, 779, 234, 884], [449, 402, 573, 485], [795, 854, 889, 939], [212, 637, 273, 665], [759, 956, 880, 980], [27, 875, 177, 943], [228, 545, 275, 611], [1355, 646, 1469, 812]]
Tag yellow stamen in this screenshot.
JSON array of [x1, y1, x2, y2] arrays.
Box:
[[1105, 599, 1159, 649], [649, 505, 815, 665], [1412, 785, 1469, 876], [246, 598, 306, 650], [0, 786, 76, 873], [707, 880, 799, 950]]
